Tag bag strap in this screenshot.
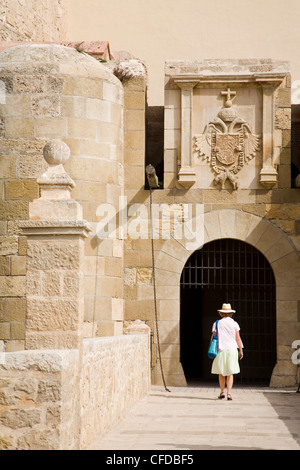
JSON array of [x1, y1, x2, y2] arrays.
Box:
[[215, 319, 219, 338]]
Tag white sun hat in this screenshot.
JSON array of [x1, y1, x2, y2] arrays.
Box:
[[217, 303, 236, 313]]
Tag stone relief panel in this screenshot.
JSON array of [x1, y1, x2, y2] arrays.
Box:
[[165, 59, 290, 190], [194, 87, 260, 189]]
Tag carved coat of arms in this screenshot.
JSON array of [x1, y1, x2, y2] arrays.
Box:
[[194, 88, 259, 189]]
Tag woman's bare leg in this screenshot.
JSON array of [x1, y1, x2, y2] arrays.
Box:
[[218, 374, 226, 395], [226, 374, 233, 397]]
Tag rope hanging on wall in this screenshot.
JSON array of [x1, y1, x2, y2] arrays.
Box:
[[146, 165, 170, 393]]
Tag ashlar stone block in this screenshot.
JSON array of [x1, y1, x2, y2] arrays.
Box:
[[0, 276, 26, 297], [10, 256, 26, 276], [124, 91, 145, 110], [5, 117, 35, 138], [14, 75, 45, 94], [31, 95, 61, 117], [26, 298, 81, 331], [3, 298, 26, 322], [27, 242, 81, 271], [67, 117, 97, 139], [4, 180, 39, 200], [0, 236, 18, 256], [34, 117, 67, 138]]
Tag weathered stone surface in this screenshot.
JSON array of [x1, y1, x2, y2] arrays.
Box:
[[0, 257, 10, 275], [275, 108, 291, 129], [26, 299, 80, 331], [124, 267, 137, 286], [16, 429, 60, 451], [0, 156, 18, 179], [0, 236, 18, 255], [25, 331, 79, 350], [266, 203, 300, 220], [4, 180, 39, 200], [0, 349, 76, 372], [0, 201, 29, 220], [37, 380, 61, 402], [27, 243, 80, 270], [0, 408, 41, 429], [0, 322, 10, 339], [277, 88, 291, 107], [31, 95, 61, 117], [165, 58, 289, 76], [80, 335, 150, 449], [0, 1, 67, 43], [10, 322, 25, 340], [0, 276, 26, 297], [0, 337, 150, 450], [137, 268, 152, 284], [14, 75, 45, 94], [10, 256, 26, 275], [14, 378, 38, 394], [124, 319, 150, 335]]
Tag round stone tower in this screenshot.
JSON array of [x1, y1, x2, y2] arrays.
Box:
[[0, 43, 124, 350]]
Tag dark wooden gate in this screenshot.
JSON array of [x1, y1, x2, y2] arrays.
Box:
[[180, 238, 276, 385]]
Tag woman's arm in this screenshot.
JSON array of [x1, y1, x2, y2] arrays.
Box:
[[236, 331, 243, 359], [210, 322, 216, 341]]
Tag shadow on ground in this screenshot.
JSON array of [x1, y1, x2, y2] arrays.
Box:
[[263, 390, 300, 447]]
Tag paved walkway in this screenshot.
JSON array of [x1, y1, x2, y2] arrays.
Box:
[[87, 384, 300, 451]]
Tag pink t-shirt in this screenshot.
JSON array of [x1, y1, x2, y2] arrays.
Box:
[[212, 317, 241, 351]]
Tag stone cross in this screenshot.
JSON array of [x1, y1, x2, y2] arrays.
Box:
[[221, 87, 236, 107]]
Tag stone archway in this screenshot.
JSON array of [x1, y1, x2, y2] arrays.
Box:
[[154, 209, 300, 387], [180, 238, 277, 385]]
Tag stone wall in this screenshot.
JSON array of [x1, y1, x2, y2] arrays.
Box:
[[122, 59, 300, 387], [122, 69, 157, 346], [80, 334, 150, 449], [0, 334, 150, 450], [0, 0, 68, 42], [0, 349, 80, 450]]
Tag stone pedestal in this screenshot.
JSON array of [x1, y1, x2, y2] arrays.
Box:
[[19, 140, 91, 349]]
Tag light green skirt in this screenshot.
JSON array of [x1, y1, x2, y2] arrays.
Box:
[[211, 349, 240, 376]]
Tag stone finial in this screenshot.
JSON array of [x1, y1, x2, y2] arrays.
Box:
[[27, 139, 84, 221], [43, 139, 70, 167], [38, 139, 75, 199], [112, 59, 147, 83]]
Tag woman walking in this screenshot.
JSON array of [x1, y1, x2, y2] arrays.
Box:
[[211, 303, 244, 400]]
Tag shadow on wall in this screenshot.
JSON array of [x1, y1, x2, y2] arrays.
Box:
[[291, 104, 300, 186], [145, 106, 164, 189]]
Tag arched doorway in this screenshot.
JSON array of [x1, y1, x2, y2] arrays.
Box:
[[180, 238, 276, 385]]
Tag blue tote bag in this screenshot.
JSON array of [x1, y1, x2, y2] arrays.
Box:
[[208, 320, 219, 359]]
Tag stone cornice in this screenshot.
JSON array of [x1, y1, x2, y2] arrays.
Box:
[[19, 220, 92, 238], [173, 73, 286, 88]]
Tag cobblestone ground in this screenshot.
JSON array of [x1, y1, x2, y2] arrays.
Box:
[[87, 385, 300, 451]]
